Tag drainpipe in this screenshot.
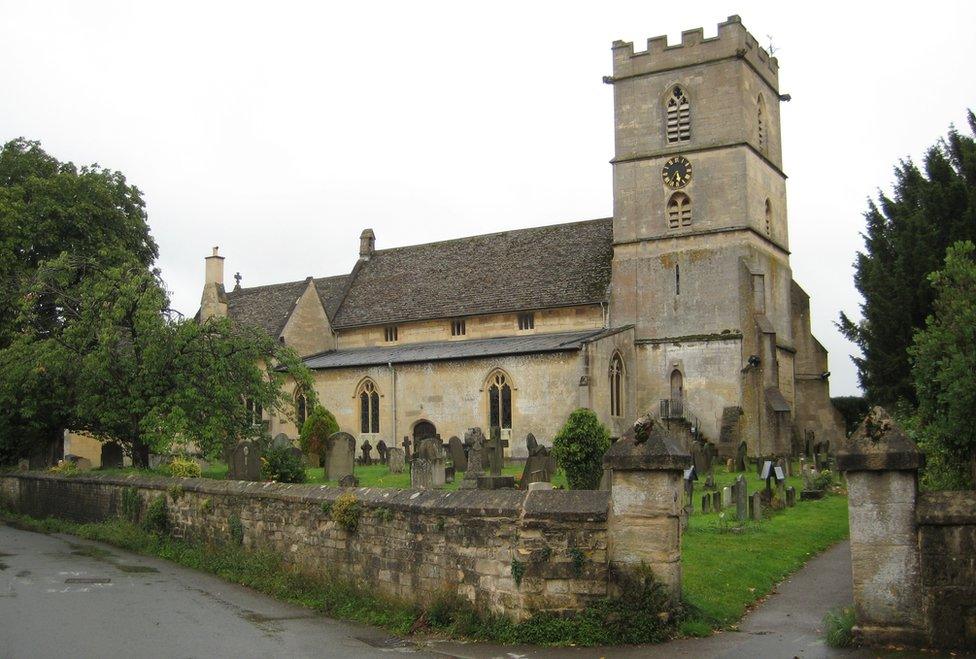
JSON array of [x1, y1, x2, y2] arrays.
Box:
[[388, 362, 397, 445]]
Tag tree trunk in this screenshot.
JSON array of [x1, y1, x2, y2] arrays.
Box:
[[131, 439, 150, 470], [971, 449, 976, 489]]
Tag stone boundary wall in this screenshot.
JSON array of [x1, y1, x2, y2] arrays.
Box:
[[0, 472, 610, 619]]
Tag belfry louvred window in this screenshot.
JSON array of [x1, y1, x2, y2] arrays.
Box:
[[666, 86, 691, 143], [667, 192, 692, 229]]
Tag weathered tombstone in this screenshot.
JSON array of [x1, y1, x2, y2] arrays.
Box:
[[272, 433, 292, 449], [416, 438, 446, 486], [518, 439, 557, 490], [751, 491, 763, 521], [445, 466, 455, 483], [401, 436, 411, 463], [325, 432, 356, 482], [526, 433, 540, 455], [448, 436, 467, 472], [339, 473, 359, 487], [735, 475, 748, 521], [376, 439, 388, 465], [411, 458, 433, 489], [478, 427, 514, 489], [683, 466, 697, 516], [712, 490, 722, 512], [735, 442, 747, 471], [785, 485, 796, 507], [229, 441, 261, 481], [722, 486, 732, 508], [387, 447, 405, 473], [360, 439, 373, 466], [701, 493, 711, 514], [100, 442, 124, 469], [459, 427, 486, 489], [726, 458, 734, 473], [704, 473, 716, 490]]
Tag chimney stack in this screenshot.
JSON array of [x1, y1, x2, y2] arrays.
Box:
[[200, 246, 228, 322], [205, 246, 225, 286], [359, 229, 375, 259]]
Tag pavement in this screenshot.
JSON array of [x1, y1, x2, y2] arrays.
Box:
[[0, 525, 949, 658]]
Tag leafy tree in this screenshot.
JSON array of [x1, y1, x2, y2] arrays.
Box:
[[17, 254, 313, 467], [300, 405, 337, 458], [839, 112, 976, 406], [830, 396, 870, 437], [551, 408, 611, 490], [909, 241, 976, 488]]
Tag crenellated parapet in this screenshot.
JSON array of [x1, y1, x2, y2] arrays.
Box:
[[608, 15, 779, 91]]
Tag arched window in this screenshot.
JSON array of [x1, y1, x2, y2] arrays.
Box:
[[666, 85, 691, 143], [757, 95, 767, 152], [295, 388, 309, 429], [668, 192, 691, 229], [764, 198, 772, 236], [487, 371, 512, 432], [357, 379, 380, 433], [609, 354, 624, 418]]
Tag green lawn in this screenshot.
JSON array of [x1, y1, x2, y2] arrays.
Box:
[[681, 468, 849, 629]]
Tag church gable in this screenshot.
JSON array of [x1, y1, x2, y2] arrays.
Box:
[[330, 218, 614, 329], [224, 274, 347, 339]]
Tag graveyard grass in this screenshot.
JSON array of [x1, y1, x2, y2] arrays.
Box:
[[680, 473, 849, 631]]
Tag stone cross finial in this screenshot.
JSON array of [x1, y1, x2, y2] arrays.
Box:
[[234, 272, 242, 289]]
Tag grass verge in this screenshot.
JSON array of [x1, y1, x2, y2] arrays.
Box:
[[0, 508, 676, 647]]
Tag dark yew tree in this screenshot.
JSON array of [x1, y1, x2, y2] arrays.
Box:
[[839, 112, 976, 406]]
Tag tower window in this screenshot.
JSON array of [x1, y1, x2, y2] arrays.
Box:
[[764, 198, 772, 237], [517, 313, 535, 330], [667, 192, 692, 229], [675, 264, 681, 296], [451, 319, 466, 336], [666, 85, 691, 143], [384, 326, 398, 342], [358, 380, 380, 433], [609, 354, 624, 418], [757, 95, 767, 152]]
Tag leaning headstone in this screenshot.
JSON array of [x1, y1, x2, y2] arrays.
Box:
[[387, 447, 405, 474], [722, 486, 732, 508], [100, 442, 124, 469], [376, 440, 388, 465], [751, 491, 763, 521], [411, 458, 433, 489], [325, 432, 356, 482], [519, 442, 558, 490], [448, 436, 467, 472], [735, 476, 748, 521], [459, 428, 486, 489], [402, 436, 411, 463], [339, 473, 359, 487], [701, 493, 711, 514], [360, 439, 373, 466]]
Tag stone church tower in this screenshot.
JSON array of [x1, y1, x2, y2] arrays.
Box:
[[607, 15, 824, 457]]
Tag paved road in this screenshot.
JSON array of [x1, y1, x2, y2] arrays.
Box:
[[0, 523, 432, 658]]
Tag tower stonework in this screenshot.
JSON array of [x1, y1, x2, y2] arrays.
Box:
[[607, 16, 809, 457]]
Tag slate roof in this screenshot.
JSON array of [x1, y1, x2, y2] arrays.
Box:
[[302, 329, 607, 370], [329, 218, 614, 329], [225, 275, 348, 337]]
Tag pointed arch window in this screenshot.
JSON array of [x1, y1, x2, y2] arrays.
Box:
[[487, 371, 512, 431], [764, 198, 772, 236], [667, 192, 692, 229], [666, 85, 691, 143], [295, 388, 309, 429], [358, 380, 380, 433], [757, 95, 767, 152], [609, 354, 624, 418]]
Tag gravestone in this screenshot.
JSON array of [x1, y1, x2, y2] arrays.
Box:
[[712, 490, 722, 512], [401, 436, 411, 463], [518, 438, 557, 490], [325, 432, 356, 482], [722, 486, 732, 508], [229, 441, 261, 481], [339, 473, 359, 487], [101, 442, 124, 469], [272, 433, 292, 449], [376, 440, 388, 465], [683, 466, 697, 517], [288, 446, 306, 466], [735, 476, 748, 521], [478, 426, 514, 489], [735, 442, 747, 471], [704, 473, 716, 490], [416, 438, 446, 486], [387, 447, 405, 473], [411, 458, 433, 489], [448, 436, 467, 472], [701, 493, 711, 514], [750, 491, 763, 521], [785, 486, 796, 507], [459, 428, 486, 489], [726, 458, 734, 473], [64, 454, 92, 470], [360, 439, 373, 466]]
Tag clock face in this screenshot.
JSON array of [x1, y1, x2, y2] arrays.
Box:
[[662, 156, 692, 188]]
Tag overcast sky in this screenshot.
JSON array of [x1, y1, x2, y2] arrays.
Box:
[[3, 0, 975, 396]]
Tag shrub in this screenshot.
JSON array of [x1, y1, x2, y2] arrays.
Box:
[[48, 460, 78, 476], [300, 405, 339, 458], [167, 456, 201, 478], [823, 606, 855, 648], [119, 487, 141, 522], [261, 444, 306, 483], [330, 492, 361, 532], [198, 497, 213, 514], [811, 469, 833, 491], [228, 514, 244, 545], [551, 408, 611, 490], [511, 558, 525, 588], [142, 496, 169, 535]]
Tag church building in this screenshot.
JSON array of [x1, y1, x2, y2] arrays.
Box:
[[199, 16, 844, 460]]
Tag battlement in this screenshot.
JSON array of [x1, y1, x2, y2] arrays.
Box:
[[609, 16, 778, 90]]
